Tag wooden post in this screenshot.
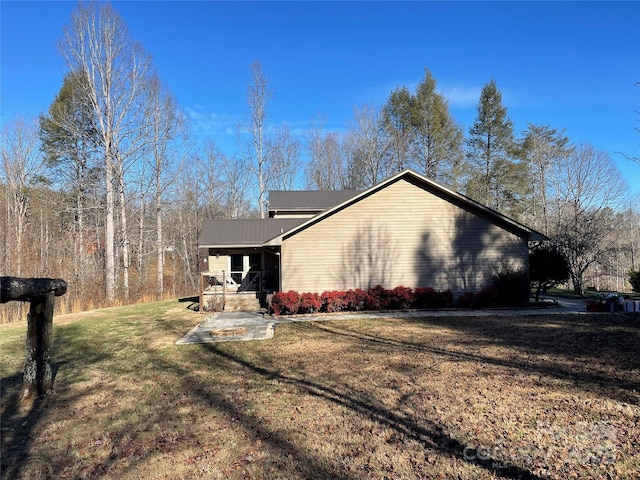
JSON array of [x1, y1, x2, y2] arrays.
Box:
[[199, 273, 205, 313], [0, 277, 67, 399], [23, 293, 55, 397], [222, 270, 226, 311]]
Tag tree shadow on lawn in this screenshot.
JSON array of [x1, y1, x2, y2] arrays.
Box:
[[308, 313, 640, 406], [1, 322, 115, 480], [2, 309, 551, 480], [4, 315, 366, 480], [195, 344, 544, 480], [159, 316, 543, 479]]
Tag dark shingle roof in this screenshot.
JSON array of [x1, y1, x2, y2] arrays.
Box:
[[198, 218, 306, 247], [268, 190, 361, 211]]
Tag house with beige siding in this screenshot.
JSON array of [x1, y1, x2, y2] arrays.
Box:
[[198, 169, 545, 309]]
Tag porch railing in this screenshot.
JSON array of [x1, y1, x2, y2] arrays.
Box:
[[232, 271, 261, 292], [200, 269, 278, 312]]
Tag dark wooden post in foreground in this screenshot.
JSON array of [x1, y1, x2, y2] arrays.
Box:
[[0, 277, 67, 399]]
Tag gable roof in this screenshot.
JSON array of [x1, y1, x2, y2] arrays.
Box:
[[264, 169, 547, 245], [199, 169, 547, 248], [268, 189, 361, 212]]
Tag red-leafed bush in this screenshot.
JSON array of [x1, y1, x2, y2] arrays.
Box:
[[321, 291, 345, 313], [456, 292, 476, 308], [270, 290, 301, 315], [271, 284, 458, 315], [343, 289, 369, 311], [299, 292, 322, 313], [475, 286, 498, 308], [413, 287, 438, 308], [413, 287, 453, 308], [437, 289, 453, 308], [388, 286, 415, 310], [365, 285, 388, 310]]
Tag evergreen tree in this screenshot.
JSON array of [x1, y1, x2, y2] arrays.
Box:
[[412, 69, 464, 188], [39, 70, 101, 293], [381, 86, 415, 172], [466, 79, 524, 216]]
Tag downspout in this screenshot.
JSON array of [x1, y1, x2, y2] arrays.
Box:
[[276, 251, 281, 293]]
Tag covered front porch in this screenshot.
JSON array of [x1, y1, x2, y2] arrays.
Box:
[[199, 247, 281, 311]]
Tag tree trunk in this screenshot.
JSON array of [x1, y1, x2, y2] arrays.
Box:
[[118, 167, 130, 300], [138, 197, 145, 290], [156, 193, 164, 296], [105, 151, 116, 302], [23, 293, 55, 398]]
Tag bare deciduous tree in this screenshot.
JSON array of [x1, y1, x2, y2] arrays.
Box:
[[1, 117, 46, 276], [521, 124, 573, 235], [60, 2, 153, 301], [220, 154, 252, 218], [268, 125, 301, 190], [304, 115, 347, 190], [548, 143, 629, 294], [344, 104, 391, 189], [244, 60, 272, 218], [146, 74, 187, 296]]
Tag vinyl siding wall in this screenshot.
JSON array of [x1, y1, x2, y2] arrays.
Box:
[[206, 254, 229, 273], [280, 178, 528, 296]]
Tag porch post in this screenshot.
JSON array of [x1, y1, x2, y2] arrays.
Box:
[[276, 251, 282, 293], [199, 273, 204, 312], [222, 270, 226, 310]]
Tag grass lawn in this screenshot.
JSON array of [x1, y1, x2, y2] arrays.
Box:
[[1, 300, 639, 479]]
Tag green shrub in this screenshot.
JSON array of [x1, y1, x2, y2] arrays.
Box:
[[629, 268, 640, 293], [529, 246, 570, 302], [491, 263, 530, 307]]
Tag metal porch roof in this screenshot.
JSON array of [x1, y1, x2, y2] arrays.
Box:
[[198, 218, 306, 247]]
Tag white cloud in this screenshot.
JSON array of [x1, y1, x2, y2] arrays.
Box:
[[439, 85, 483, 109], [185, 106, 243, 136]]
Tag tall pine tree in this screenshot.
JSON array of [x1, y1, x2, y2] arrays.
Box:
[[466, 79, 526, 217], [381, 86, 415, 172], [412, 69, 464, 188]]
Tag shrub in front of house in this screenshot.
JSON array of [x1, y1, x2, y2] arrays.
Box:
[[437, 289, 454, 307], [343, 289, 369, 311], [365, 285, 390, 310], [270, 290, 301, 315], [413, 287, 453, 308], [491, 266, 530, 307], [269, 286, 455, 315], [299, 292, 322, 313], [475, 285, 498, 307], [456, 292, 476, 308], [321, 291, 345, 313], [388, 286, 415, 310]]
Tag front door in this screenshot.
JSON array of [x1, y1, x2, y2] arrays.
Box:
[[230, 254, 243, 284]]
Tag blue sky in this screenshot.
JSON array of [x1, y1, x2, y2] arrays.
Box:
[[2, 1, 639, 193]]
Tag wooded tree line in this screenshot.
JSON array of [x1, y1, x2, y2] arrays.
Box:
[[1, 3, 638, 321]]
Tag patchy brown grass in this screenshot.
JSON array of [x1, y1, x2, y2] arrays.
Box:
[[1, 300, 639, 479]]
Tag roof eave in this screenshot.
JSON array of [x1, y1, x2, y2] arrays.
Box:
[[198, 243, 267, 249], [528, 232, 549, 242]]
